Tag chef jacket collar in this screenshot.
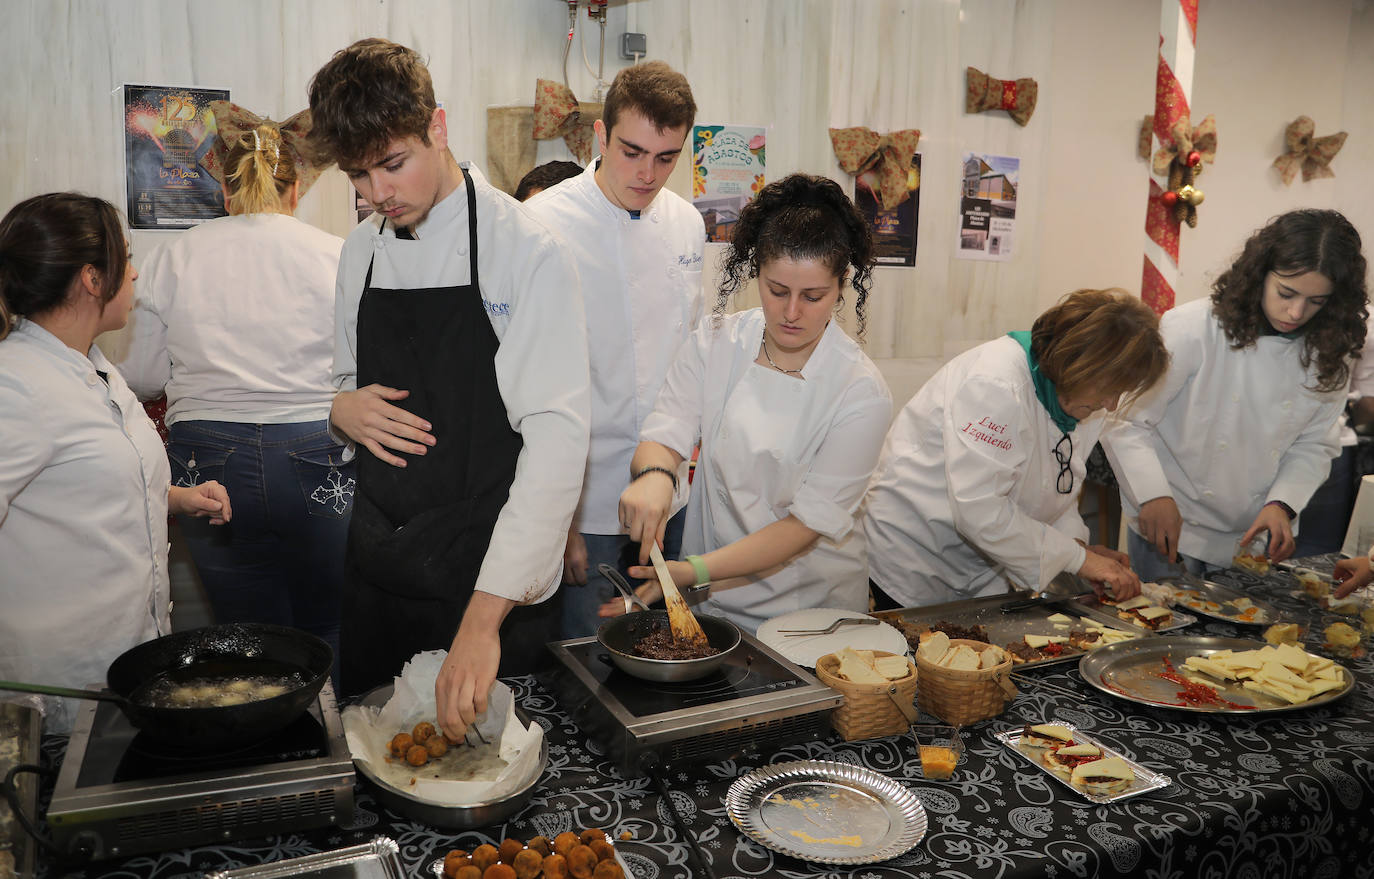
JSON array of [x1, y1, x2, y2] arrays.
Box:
[[10, 318, 116, 376]]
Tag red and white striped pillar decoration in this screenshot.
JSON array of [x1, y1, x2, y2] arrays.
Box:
[[1141, 0, 1199, 315]]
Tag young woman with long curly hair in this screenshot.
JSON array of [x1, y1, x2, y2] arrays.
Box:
[[1106, 209, 1368, 579]]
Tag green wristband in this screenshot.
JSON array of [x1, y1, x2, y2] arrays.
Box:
[[685, 554, 711, 586]]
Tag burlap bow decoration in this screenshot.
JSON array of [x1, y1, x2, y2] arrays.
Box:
[[1146, 113, 1217, 177], [828, 127, 921, 210], [200, 101, 327, 195], [1273, 116, 1347, 185], [532, 79, 600, 164], [965, 68, 1037, 126]]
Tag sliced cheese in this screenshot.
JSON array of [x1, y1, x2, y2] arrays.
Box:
[[1029, 723, 1074, 742], [1023, 634, 1068, 649], [1071, 756, 1133, 784], [1046, 613, 1073, 624], [1055, 743, 1101, 757], [1137, 606, 1172, 621], [1114, 595, 1152, 610]]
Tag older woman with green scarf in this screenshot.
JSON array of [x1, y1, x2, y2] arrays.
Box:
[[862, 289, 1169, 609]]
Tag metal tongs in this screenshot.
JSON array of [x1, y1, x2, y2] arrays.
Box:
[[598, 564, 651, 615]]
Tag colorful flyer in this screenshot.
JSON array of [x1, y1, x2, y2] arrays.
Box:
[[956, 152, 1019, 261], [124, 84, 229, 230], [855, 153, 921, 267], [692, 124, 765, 243]]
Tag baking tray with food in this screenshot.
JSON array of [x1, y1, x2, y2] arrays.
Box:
[[872, 593, 1147, 671], [994, 721, 1172, 805], [1153, 577, 1278, 626], [1071, 592, 1199, 632], [1078, 635, 1355, 714]]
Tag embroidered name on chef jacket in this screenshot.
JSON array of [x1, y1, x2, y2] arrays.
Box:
[[961, 416, 1013, 450]]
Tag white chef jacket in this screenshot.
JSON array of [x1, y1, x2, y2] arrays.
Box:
[[1103, 298, 1344, 567], [863, 335, 1100, 607], [119, 213, 343, 425], [334, 164, 590, 605], [640, 309, 892, 631], [526, 160, 705, 534], [0, 320, 171, 733]]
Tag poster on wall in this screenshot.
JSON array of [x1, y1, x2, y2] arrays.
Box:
[[692, 124, 765, 243], [124, 84, 229, 230], [955, 151, 1019, 262], [855, 153, 921, 267]]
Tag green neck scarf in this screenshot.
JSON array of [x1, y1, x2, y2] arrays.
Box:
[[1007, 331, 1078, 434]]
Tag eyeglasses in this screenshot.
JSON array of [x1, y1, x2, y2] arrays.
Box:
[[1053, 432, 1074, 495]]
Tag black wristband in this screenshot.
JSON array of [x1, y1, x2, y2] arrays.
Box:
[[1265, 500, 1296, 520], [634, 465, 678, 492]]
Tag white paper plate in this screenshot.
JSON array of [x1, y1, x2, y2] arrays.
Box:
[[756, 608, 909, 668]]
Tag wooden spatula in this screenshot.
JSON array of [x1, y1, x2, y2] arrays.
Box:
[[649, 542, 709, 647]]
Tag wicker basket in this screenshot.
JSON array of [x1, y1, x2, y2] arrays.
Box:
[[915, 638, 1017, 726], [815, 650, 919, 741]]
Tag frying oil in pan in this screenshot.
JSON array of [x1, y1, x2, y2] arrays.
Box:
[[133, 660, 308, 709]]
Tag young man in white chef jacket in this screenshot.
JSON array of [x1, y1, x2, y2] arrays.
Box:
[[307, 39, 590, 739], [525, 61, 706, 638]]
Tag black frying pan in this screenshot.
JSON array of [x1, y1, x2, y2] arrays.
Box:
[[0, 623, 331, 749]]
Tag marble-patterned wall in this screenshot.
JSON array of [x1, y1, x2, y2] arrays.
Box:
[[1, 0, 1369, 407]]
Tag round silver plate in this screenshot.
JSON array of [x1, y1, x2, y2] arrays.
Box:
[[1079, 635, 1354, 714], [726, 760, 927, 865]]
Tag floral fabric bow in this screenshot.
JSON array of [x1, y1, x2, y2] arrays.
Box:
[[1148, 113, 1217, 176], [828, 127, 921, 210], [532, 79, 601, 164], [200, 101, 326, 195], [1273, 116, 1347, 185], [965, 68, 1038, 126]]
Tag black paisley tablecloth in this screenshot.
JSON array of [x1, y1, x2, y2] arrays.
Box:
[[34, 556, 1374, 879]]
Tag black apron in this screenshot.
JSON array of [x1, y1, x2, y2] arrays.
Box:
[[341, 167, 559, 696]]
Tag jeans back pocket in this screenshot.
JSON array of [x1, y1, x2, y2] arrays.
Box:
[[290, 444, 357, 519], [167, 442, 234, 489]]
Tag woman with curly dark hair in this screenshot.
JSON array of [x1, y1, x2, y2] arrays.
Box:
[[605, 173, 892, 630], [1106, 209, 1368, 579]]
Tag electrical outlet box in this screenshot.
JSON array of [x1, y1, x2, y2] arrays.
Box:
[[620, 32, 647, 59]]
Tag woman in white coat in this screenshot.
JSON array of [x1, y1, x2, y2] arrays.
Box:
[[1104, 210, 1367, 580], [0, 194, 230, 732], [863, 289, 1168, 608], [120, 104, 350, 672], [609, 174, 892, 632]]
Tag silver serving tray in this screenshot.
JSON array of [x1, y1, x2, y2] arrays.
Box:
[[726, 759, 927, 865], [1079, 635, 1355, 714], [994, 724, 1172, 805], [1163, 577, 1277, 626], [1071, 594, 1199, 632], [428, 833, 632, 877], [205, 837, 403, 878], [873, 593, 1147, 671]]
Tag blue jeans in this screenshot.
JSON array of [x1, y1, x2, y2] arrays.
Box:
[[1126, 526, 1220, 582], [560, 509, 685, 639], [168, 420, 353, 682]]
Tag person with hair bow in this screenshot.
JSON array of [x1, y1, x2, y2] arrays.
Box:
[[119, 101, 350, 679], [604, 173, 892, 632]]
